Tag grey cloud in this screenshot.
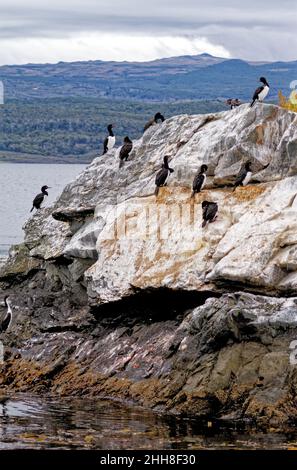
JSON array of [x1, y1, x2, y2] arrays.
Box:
[[0, 0, 296, 61]]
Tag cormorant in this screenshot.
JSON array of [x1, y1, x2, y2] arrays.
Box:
[[119, 136, 133, 168], [0, 296, 13, 333], [191, 164, 208, 198], [103, 124, 116, 154], [154, 156, 174, 196], [250, 77, 270, 107], [30, 186, 50, 212], [233, 161, 252, 191], [202, 201, 218, 228], [226, 98, 241, 109], [144, 112, 165, 133]]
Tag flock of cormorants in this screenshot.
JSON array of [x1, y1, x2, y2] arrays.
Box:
[[1, 77, 271, 332], [30, 76, 270, 228]]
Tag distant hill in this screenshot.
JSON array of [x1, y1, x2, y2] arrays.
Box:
[[0, 53, 296, 102], [0, 53, 296, 163], [0, 98, 226, 162]]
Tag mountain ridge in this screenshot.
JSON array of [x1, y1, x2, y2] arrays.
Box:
[[1, 53, 296, 101]]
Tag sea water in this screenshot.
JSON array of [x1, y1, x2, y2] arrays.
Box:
[[0, 163, 86, 259]]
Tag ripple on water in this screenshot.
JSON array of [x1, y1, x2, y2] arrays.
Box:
[[0, 395, 295, 450]]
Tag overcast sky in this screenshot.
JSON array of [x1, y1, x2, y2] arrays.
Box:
[[0, 0, 296, 65]]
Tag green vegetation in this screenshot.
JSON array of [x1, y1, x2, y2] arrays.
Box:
[[0, 98, 226, 162]]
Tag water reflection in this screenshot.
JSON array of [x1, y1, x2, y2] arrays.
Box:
[[0, 395, 294, 449]]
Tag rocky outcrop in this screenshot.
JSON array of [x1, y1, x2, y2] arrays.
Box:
[[1, 103, 297, 428], [0, 290, 297, 427]]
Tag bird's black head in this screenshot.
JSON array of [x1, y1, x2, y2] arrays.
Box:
[[202, 200, 211, 208], [41, 185, 50, 193], [163, 155, 171, 168], [107, 124, 113, 131], [124, 136, 132, 143], [245, 161, 252, 170], [201, 164, 208, 173], [260, 77, 269, 86], [155, 112, 165, 122]]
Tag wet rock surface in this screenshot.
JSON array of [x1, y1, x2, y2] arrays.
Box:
[[1, 103, 297, 428]]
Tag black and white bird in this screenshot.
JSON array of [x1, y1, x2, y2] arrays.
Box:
[[202, 201, 218, 228], [154, 156, 174, 196], [226, 98, 241, 109], [144, 112, 165, 133], [119, 136, 133, 168], [103, 124, 116, 154], [191, 164, 208, 198], [233, 161, 252, 191], [250, 77, 270, 107], [0, 296, 13, 333], [30, 185, 50, 212]]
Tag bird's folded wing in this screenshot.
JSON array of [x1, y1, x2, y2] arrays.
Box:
[[253, 85, 264, 100], [193, 173, 203, 189], [234, 168, 245, 185], [206, 204, 217, 220], [33, 194, 44, 206]]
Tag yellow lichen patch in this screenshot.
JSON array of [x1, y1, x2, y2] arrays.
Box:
[[19, 433, 47, 442], [137, 187, 225, 209], [279, 90, 297, 113], [232, 184, 266, 202], [155, 186, 190, 203], [189, 191, 213, 205]]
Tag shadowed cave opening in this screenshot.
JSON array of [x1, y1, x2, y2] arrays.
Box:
[[91, 288, 221, 327]]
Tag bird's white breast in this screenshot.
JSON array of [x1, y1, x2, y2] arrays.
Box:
[[201, 174, 206, 189], [242, 171, 252, 186], [258, 86, 269, 101], [107, 136, 116, 150], [6, 299, 12, 315]]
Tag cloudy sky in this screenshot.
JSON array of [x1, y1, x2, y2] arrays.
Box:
[[0, 0, 296, 65]]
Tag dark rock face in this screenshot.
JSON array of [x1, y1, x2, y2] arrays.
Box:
[[1, 105, 297, 429], [0, 275, 297, 427]]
